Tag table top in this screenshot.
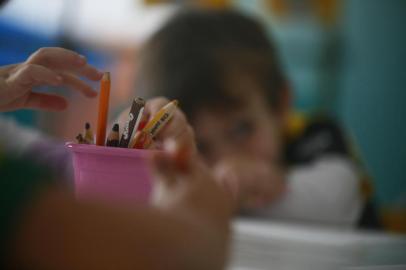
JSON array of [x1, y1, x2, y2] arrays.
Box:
[[230, 219, 406, 270]]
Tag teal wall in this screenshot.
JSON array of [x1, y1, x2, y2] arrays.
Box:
[[340, 0, 406, 208], [235, 0, 406, 208]]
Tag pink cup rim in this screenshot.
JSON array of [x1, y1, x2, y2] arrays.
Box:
[[65, 142, 153, 159]]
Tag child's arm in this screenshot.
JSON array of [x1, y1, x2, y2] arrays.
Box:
[[250, 156, 362, 227], [213, 156, 287, 210], [8, 144, 233, 270], [213, 156, 361, 227]]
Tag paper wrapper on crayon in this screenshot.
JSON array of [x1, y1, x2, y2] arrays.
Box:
[[119, 98, 145, 148], [137, 116, 148, 131], [131, 131, 153, 149]]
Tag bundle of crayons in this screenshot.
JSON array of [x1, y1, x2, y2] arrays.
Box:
[[76, 72, 178, 150]]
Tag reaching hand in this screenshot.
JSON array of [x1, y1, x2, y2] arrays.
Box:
[[0, 47, 103, 112]]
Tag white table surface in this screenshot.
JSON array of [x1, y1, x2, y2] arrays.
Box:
[[230, 219, 406, 270]]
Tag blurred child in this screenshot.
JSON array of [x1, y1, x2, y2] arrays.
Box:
[[133, 9, 365, 227]]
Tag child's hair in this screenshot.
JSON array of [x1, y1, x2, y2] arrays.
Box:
[[137, 9, 285, 120]]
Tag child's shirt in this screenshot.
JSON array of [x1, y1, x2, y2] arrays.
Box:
[[0, 150, 55, 267], [248, 116, 367, 228]]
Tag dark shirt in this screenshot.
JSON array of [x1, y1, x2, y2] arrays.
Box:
[[0, 151, 54, 268], [284, 117, 382, 230]]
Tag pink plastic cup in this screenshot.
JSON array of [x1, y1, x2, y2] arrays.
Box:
[[66, 143, 154, 204]]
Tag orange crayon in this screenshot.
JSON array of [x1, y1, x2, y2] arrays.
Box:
[[96, 72, 111, 146]]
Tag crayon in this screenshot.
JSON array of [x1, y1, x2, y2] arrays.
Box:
[[76, 133, 86, 144], [96, 72, 111, 146], [131, 100, 178, 149], [130, 131, 153, 149], [106, 123, 120, 147], [119, 98, 145, 148], [137, 114, 148, 131], [84, 122, 94, 144]]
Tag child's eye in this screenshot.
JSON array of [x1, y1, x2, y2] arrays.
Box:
[[228, 119, 255, 142]]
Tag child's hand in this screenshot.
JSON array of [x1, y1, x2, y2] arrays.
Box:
[[133, 97, 197, 153], [117, 97, 196, 152], [213, 156, 287, 210], [0, 47, 103, 112], [151, 139, 234, 229]]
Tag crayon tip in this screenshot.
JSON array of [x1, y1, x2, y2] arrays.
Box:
[[135, 97, 145, 104], [102, 72, 110, 81], [112, 123, 119, 132]]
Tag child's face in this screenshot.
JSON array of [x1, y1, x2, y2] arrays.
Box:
[[193, 89, 284, 167]]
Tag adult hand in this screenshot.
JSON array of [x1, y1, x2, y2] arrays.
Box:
[[0, 47, 103, 112]]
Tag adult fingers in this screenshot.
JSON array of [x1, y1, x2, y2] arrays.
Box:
[[60, 73, 97, 97], [23, 92, 68, 111], [27, 47, 103, 81], [0, 64, 18, 77], [5, 64, 62, 100]]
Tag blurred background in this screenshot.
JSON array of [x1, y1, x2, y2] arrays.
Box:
[[1, 0, 405, 232]]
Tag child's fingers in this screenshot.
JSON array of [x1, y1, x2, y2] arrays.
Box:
[[213, 162, 242, 201], [60, 73, 98, 97], [151, 150, 178, 185], [152, 139, 193, 177], [245, 166, 286, 207], [144, 97, 196, 153], [156, 109, 187, 139], [255, 164, 285, 200], [27, 47, 103, 81], [153, 152, 175, 174], [156, 110, 196, 151], [143, 96, 169, 118], [171, 126, 197, 155], [23, 92, 68, 111], [164, 139, 193, 173]]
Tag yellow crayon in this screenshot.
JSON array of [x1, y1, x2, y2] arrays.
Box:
[[131, 100, 178, 149], [84, 122, 94, 144]]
